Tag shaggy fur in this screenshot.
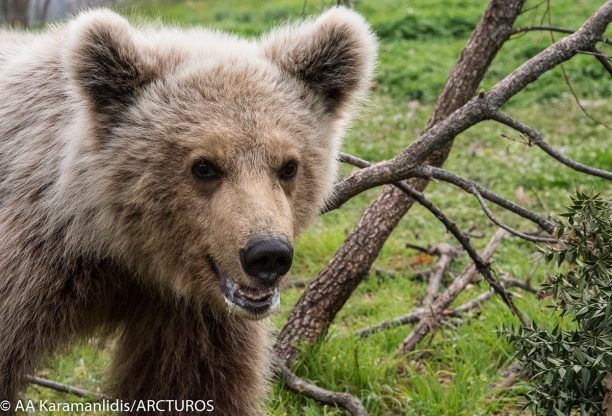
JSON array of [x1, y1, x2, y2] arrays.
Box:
[[0, 8, 376, 415]]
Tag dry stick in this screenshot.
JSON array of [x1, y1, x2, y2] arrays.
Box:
[[28, 376, 105, 400], [411, 164, 554, 233], [511, 25, 612, 45], [578, 49, 612, 60], [328, 1, 612, 209], [591, 46, 612, 75], [30, 367, 368, 416], [471, 189, 557, 243], [273, 357, 368, 416], [394, 186, 528, 327], [405, 242, 434, 254], [397, 229, 508, 356], [356, 273, 535, 337], [422, 244, 456, 307], [491, 112, 612, 180], [339, 155, 528, 327], [356, 309, 424, 337]]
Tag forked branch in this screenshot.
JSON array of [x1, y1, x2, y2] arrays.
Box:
[[341, 155, 555, 250], [491, 112, 612, 180], [357, 273, 537, 337], [411, 164, 554, 233], [328, 1, 612, 208], [396, 229, 508, 356]]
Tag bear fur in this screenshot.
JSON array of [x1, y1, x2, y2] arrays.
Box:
[[0, 7, 375, 415]]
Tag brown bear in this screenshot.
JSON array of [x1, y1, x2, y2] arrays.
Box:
[[0, 7, 375, 415]]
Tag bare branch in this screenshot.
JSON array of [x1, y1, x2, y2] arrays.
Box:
[[511, 25, 612, 45], [471, 190, 557, 243], [584, 47, 612, 76], [491, 112, 612, 180], [356, 310, 424, 337], [422, 244, 457, 306], [405, 243, 433, 254], [412, 164, 555, 233], [338, 153, 534, 326], [539, 5, 612, 128], [339, 153, 555, 235], [577, 49, 612, 60], [397, 229, 509, 356], [339, 153, 557, 282], [357, 272, 536, 337], [388, 185, 529, 328], [512, 25, 574, 35], [28, 376, 106, 400], [273, 357, 368, 416], [328, 2, 612, 208]]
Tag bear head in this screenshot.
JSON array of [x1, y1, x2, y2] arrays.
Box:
[[62, 8, 376, 319]]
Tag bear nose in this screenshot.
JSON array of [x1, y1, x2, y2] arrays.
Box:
[[240, 238, 293, 286]]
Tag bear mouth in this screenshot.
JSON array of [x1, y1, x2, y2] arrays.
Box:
[[210, 259, 280, 317]]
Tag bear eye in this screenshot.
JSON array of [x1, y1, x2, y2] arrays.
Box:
[[192, 159, 221, 181], [279, 160, 298, 180]]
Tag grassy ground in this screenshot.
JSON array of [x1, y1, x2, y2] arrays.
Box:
[[25, 0, 611, 414]]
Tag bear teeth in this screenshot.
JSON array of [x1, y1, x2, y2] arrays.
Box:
[[236, 286, 274, 302]]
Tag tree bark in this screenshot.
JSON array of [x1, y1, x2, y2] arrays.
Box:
[[275, 0, 526, 363]]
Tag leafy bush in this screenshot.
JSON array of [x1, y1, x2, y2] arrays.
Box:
[[509, 191, 612, 415]]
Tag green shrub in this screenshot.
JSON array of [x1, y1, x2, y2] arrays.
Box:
[[508, 191, 612, 415]]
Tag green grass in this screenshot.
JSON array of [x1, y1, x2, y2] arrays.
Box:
[[25, 0, 611, 415]]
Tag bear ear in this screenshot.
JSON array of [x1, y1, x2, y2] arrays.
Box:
[[262, 7, 377, 115], [63, 9, 157, 118]]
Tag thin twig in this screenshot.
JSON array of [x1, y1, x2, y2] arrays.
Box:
[[519, 0, 548, 16], [340, 153, 554, 234], [491, 112, 612, 180], [28, 376, 106, 400], [577, 49, 612, 60], [582, 47, 612, 75], [384, 186, 528, 328], [422, 244, 457, 306], [273, 357, 368, 416], [413, 164, 555, 233], [511, 25, 612, 45], [542, 1, 611, 128], [397, 229, 513, 356], [405, 243, 433, 254], [357, 272, 535, 337], [339, 153, 530, 327], [471, 189, 557, 243], [512, 25, 574, 35]]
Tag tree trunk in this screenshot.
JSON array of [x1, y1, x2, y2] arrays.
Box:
[[275, 0, 526, 363]]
